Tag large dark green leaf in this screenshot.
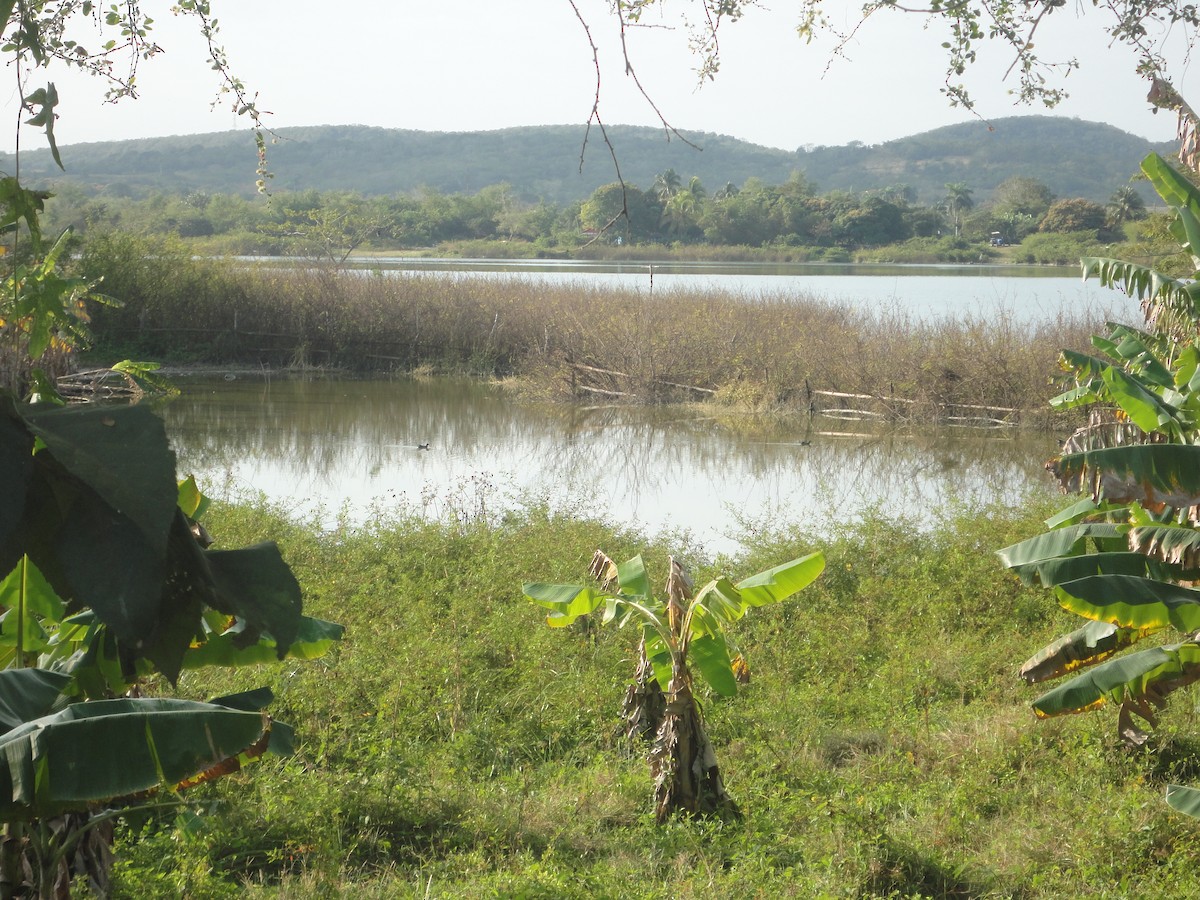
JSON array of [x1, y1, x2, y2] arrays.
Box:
[[0, 399, 34, 575], [0, 669, 70, 735], [1008, 552, 1178, 589], [22, 403, 178, 557], [1054, 574, 1200, 632], [205, 543, 303, 658], [51, 480, 166, 641], [0, 697, 275, 818], [1101, 367, 1177, 434], [1093, 324, 1173, 386], [689, 633, 737, 698], [616, 555, 651, 599]]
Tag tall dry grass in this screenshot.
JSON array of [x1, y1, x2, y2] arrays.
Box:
[[83, 238, 1102, 421]]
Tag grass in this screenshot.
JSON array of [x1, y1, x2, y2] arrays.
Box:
[[104, 495, 1200, 898], [78, 232, 1104, 422]]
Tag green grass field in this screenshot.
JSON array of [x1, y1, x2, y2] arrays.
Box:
[[103, 493, 1200, 898]]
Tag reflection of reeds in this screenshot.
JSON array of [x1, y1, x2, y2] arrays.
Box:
[[160, 376, 1062, 549], [93, 260, 1099, 420]]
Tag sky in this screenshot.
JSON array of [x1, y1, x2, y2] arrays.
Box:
[[0, 0, 1194, 154]]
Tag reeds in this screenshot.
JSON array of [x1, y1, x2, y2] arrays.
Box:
[[84, 243, 1101, 423]]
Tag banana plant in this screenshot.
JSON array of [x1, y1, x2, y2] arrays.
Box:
[[524, 548, 823, 822], [0, 394, 343, 895], [999, 152, 1200, 814]]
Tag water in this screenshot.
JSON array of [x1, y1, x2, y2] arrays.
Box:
[[161, 375, 1061, 557], [327, 258, 1135, 324]]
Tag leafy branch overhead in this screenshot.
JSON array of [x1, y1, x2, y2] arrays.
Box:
[[605, 0, 1197, 119]]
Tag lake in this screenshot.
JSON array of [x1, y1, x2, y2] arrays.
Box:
[[162, 375, 1062, 558], [327, 257, 1139, 324]]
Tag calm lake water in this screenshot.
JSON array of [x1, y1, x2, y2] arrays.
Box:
[[332, 257, 1139, 324], [162, 375, 1062, 557]]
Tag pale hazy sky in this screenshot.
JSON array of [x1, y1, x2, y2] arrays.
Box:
[[0, 0, 1193, 153]]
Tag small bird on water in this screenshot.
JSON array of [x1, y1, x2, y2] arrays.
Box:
[[416, 443, 430, 451]]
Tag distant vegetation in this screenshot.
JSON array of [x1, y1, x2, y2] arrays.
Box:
[[43, 159, 1169, 268], [4, 116, 1169, 205]]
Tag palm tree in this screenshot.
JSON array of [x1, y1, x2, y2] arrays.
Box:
[[943, 182, 974, 238], [1106, 185, 1147, 225], [653, 168, 682, 202], [714, 181, 739, 201]]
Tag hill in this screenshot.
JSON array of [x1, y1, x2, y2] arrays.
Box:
[[0, 116, 1172, 204]]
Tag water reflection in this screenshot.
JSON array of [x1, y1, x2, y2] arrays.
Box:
[[161, 375, 1061, 555]]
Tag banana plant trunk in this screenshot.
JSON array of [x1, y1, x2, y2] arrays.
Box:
[[621, 637, 666, 745], [649, 660, 740, 823]]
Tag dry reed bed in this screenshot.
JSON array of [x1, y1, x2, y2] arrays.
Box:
[[93, 264, 1102, 420]]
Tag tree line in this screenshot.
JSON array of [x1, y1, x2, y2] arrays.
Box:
[[41, 169, 1151, 261]]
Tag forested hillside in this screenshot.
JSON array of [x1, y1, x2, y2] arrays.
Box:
[[0, 116, 1170, 204]]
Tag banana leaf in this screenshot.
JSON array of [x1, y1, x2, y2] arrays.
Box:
[[1052, 444, 1200, 509], [1020, 620, 1141, 684], [1166, 784, 1200, 818], [0, 669, 71, 734], [0, 697, 280, 820], [1032, 642, 1200, 719], [997, 523, 1125, 571], [1007, 552, 1179, 589], [1127, 523, 1200, 572], [181, 616, 344, 668], [523, 582, 608, 627], [689, 633, 737, 698], [1054, 574, 1200, 632], [733, 552, 825, 607]]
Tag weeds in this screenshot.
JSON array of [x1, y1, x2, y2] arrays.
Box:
[[102, 498, 1200, 898]]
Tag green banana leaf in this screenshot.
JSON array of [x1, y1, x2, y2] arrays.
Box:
[[734, 552, 825, 606], [1095, 324, 1173, 383], [1142, 152, 1200, 218], [0, 697, 281, 819], [181, 616, 344, 668], [1081, 258, 1200, 328], [1020, 620, 1140, 685], [997, 523, 1125, 570], [1100, 366, 1179, 434], [523, 582, 608, 627], [1044, 498, 1102, 528], [1032, 642, 1200, 719], [1166, 784, 1200, 818], [1054, 574, 1200, 632], [689, 633, 737, 698], [0, 669, 71, 734], [1007, 552, 1179, 589], [616, 555, 651, 600], [0, 400, 34, 578]]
